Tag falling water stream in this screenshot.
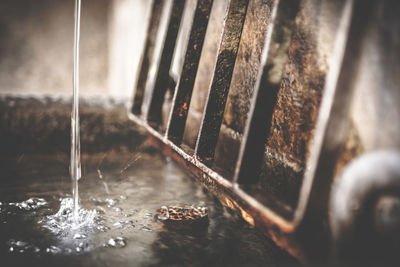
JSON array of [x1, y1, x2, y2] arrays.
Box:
[[71, 0, 82, 223]]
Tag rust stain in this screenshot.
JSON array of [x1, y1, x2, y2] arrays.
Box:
[[225, 197, 235, 209], [239, 207, 255, 226], [178, 102, 188, 117]]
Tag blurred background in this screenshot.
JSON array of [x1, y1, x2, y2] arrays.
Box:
[[0, 0, 151, 100]]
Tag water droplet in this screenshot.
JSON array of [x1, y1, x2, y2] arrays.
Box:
[[89, 197, 101, 204], [15, 241, 28, 247], [141, 226, 153, 232], [157, 206, 169, 221], [105, 198, 118, 207], [7, 241, 40, 254], [46, 246, 62, 254], [10, 197, 48, 211], [73, 233, 87, 239], [116, 237, 126, 247], [96, 225, 110, 232], [7, 239, 33, 253], [113, 220, 134, 229], [119, 195, 127, 200], [124, 209, 138, 217], [112, 207, 122, 213], [103, 237, 127, 248], [108, 238, 116, 247], [96, 206, 106, 214]]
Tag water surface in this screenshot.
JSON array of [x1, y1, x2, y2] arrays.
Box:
[[0, 150, 297, 267]]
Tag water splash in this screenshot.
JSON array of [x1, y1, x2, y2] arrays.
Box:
[[41, 198, 97, 235], [3, 197, 105, 255]]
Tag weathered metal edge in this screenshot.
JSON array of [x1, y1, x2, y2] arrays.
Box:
[[128, 112, 308, 262]]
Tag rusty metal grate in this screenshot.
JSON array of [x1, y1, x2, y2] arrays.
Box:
[[129, 0, 400, 262]]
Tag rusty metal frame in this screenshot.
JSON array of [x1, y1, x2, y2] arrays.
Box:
[[129, 0, 366, 262]]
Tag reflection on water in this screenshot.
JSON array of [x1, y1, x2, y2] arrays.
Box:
[[0, 150, 298, 267]]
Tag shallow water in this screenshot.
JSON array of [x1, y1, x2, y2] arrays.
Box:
[[0, 150, 297, 267]]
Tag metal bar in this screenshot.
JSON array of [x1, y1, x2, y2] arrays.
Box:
[[146, 0, 185, 128], [234, 0, 300, 184], [166, 0, 214, 145], [194, 0, 249, 163], [296, 0, 374, 225], [131, 0, 165, 115]]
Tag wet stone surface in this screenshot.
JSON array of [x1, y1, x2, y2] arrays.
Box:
[[0, 150, 298, 267]]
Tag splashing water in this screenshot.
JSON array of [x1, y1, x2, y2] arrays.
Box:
[[42, 198, 97, 235], [71, 0, 82, 222]]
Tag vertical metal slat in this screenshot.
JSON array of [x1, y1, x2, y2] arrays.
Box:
[[297, 0, 373, 226], [194, 0, 249, 163], [166, 0, 214, 145], [233, 0, 300, 184], [131, 0, 165, 115], [146, 0, 185, 128]]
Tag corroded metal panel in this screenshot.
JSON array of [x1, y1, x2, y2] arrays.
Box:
[[214, 0, 275, 176], [259, 0, 349, 208], [223, 0, 275, 134], [195, 0, 249, 163], [132, 0, 165, 115], [234, 0, 300, 187], [146, 0, 185, 128], [182, 0, 229, 148], [166, 0, 214, 145]]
